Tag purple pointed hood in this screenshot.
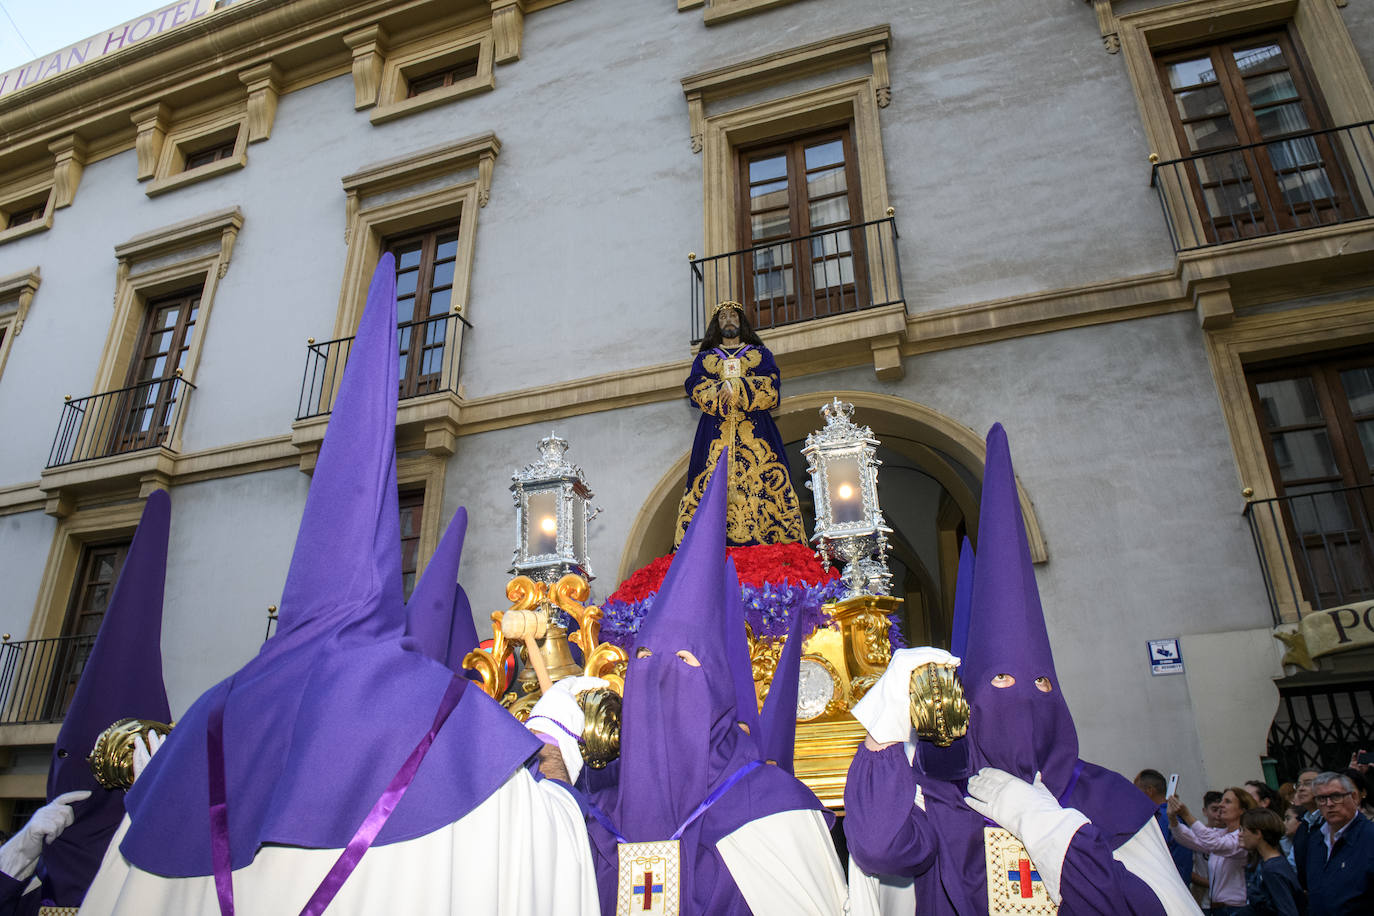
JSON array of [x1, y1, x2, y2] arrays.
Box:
[[598, 450, 821, 909], [724, 558, 762, 742], [961, 424, 1078, 794], [759, 598, 806, 772], [44, 490, 171, 905], [121, 256, 537, 877], [405, 507, 481, 672]]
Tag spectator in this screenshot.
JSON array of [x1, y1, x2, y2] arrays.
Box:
[[1248, 779, 1281, 809], [1294, 771, 1374, 915], [1280, 782, 1297, 811], [1283, 804, 1306, 867], [1339, 768, 1374, 819], [1135, 768, 1194, 886], [1206, 789, 1226, 827], [1240, 807, 1305, 916], [1171, 786, 1258, 916], [1295, 768, 1323, 829]]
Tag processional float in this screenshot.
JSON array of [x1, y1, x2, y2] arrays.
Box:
[[466, 400, 967, 807]]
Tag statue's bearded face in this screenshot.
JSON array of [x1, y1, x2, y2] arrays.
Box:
[[719, 309, 741, 337]]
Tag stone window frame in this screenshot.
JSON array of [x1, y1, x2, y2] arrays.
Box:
[[682, 26, 907, 378], [1114, 0, 1374, 252], [28, 499, 146, 643], [0, 135, 86, 246], [1205, 298, 1374, 621], [347, 22, 497, 127], [132, 63, 281, 198], [0, 267, 40, 385], [398, 453, 447, 584], [677, 0, 803, 26]]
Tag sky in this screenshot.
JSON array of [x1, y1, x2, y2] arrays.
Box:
[[0, 0, 167, 72]]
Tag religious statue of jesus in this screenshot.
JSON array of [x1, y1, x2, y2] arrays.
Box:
[[675, 301, 806, 547]]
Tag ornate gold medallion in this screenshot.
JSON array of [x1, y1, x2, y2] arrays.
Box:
[[984, 826, 1057, 915], [721, 357, 742, 379], [616, 840, 680, 915]]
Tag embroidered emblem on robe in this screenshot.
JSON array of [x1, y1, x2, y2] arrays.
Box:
[[984, 826, 1057, 915], [616, 840, 680, 915]]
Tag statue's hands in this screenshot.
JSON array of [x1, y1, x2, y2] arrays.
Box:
[[852, 646, 960, 747], [965, 768, 1088, 904], [527, 676, 609, 785], [0, 790, 90, 880]]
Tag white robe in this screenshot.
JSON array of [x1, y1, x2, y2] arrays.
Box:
[[716, 808, 850, 915], [78, 768, 600, 916]]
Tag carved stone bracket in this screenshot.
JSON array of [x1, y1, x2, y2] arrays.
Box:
[[1190, 277, 1233, 329], [130, 102, 171, 182], [686, 92, 704, 153], [478, 148, 495, 206], [239, 62, 283, 143], [1086, 0, 1120, 53], [870, 43, 890, 108], [47, 135, 87, 209], [217, 222, 240, 280], [343, 25, 389, 110], [0, 267, 41, 336], [491, 0, 527, 64]]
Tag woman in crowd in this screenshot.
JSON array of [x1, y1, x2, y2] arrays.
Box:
[[1245, 780, 1280, 809], [1340, 767, 1374, 818], [1170, 786, 1258, 916], [1280, 805, 1304, 867], [1239, 807, 1304, 916]]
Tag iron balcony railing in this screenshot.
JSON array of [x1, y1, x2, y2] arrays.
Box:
[[1150, 120, 1374, 253], [689, 215, 905, 343], [1244, 482, 1374, 625], [297, 312, 463, 420], [47, 375, 196, 468], [0, 634, 96, 725]]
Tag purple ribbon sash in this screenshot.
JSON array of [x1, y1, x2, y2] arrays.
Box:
[[585, 759, 765, 844], [207, 675, 467, 916]]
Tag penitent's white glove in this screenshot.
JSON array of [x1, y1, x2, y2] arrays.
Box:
[[526, 676, 608, 786], [0, 790, 91, 881], [851, 647, 960, 746], [965, 767, 1089, 904], [131, 730, 166, 782]]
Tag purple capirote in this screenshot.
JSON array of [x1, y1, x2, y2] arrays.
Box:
[[844, 424, 1163, 915], [586, 449, 824, 916], [757, 581, 808, 773], [120, 255, 539, 877], [404, 506, 482, 674], [723, 557, 761, 741], [44, 489, 172, 906]]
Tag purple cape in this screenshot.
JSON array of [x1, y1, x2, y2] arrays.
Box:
[[44, 490, 172, 906], [588, 450, 823, 914], [120, 255, 538, 876]]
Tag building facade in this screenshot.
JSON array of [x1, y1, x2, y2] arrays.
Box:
[[0, 0, 1371, 829]]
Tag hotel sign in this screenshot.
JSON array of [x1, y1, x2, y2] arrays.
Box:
[[1274, 599, 1374, 670], [0, 0, 234, 99]]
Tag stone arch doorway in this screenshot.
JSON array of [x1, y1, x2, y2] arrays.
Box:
[[615, 391, 1048, 646]]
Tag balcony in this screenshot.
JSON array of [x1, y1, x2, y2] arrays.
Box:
[[1151, 121, 1374, 254], [47, 376, 196, 469], [0, 634, 95, 727], [292, 311, 465, 465], [1245, 482, 1374, 624], [689, 215, 906, 345]]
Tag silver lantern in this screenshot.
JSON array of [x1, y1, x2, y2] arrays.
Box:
[[510, 433, 599, 582], [803, 399, 893, 597]]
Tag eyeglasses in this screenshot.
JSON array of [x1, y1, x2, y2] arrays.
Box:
[[1315, 792, 1352, 805]]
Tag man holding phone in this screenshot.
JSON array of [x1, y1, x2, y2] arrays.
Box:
[[1136, 769, 1194, 886]]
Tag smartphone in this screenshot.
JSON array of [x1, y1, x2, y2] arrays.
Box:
[[1359, 751, 1374, 766], [1166, 773, 1179, 798]]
